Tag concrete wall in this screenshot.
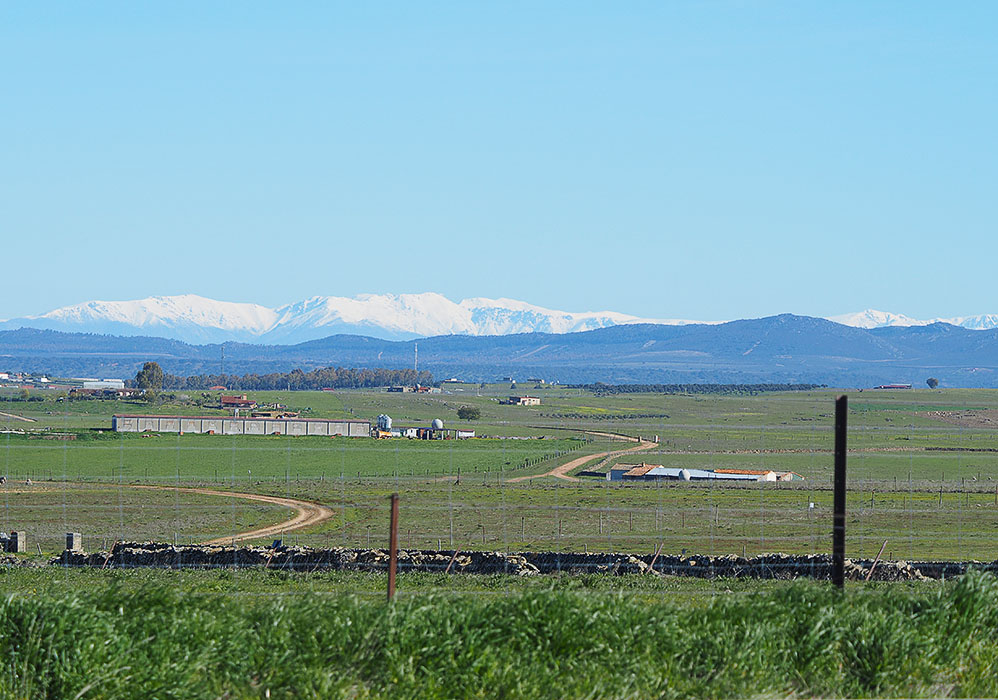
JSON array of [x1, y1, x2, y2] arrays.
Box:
[[113, 415, 371, 437]]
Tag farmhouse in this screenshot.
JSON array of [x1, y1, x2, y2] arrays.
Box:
[[112, 414, 371, 437], [221, 394, 257, 409], [507, 396, 541, 406]]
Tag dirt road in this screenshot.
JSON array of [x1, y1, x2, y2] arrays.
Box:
[[507, 438, 657, 483], [0, 412, 35, 422], [100, 483, 335, 546]]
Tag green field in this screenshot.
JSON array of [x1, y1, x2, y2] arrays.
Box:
[[0, 569, 997, 698], [2, 387, 998, 560]]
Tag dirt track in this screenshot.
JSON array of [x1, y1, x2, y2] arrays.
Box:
[[99, 483, 335, 546], [0, 412, 35, 422], [507, 438, 657, 483]]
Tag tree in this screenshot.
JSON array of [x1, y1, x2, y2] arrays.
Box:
[[926, 377, 939, 389], [457, 405, 481, 421], [135, 361, 164, 391]]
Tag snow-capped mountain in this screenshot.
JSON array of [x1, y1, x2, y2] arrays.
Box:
[[5, 295, 996, 344], [829, 309, 998, 331], [828, 310, 924, 329], [0, 293, 701, 344], [949, 314, 998, 330]]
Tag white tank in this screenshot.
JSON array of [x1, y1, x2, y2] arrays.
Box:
[[431, 418, 444, 430], [679, 469, 692, 482], [377, 414, 392, 431]]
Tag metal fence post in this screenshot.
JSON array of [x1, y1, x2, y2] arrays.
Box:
[[833, 395, 847, 588], [388, 493, 399, 601]]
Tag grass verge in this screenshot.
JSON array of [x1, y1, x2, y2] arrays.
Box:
[[1, 570, 997, 697]]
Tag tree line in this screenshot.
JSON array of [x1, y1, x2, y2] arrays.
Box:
[[128, 363, 435, 391], [570, 382, 827, 396]]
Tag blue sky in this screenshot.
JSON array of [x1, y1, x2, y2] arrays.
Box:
[[2, 3, 996, 321]]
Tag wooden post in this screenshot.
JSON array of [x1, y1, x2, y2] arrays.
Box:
[[647, 542, 663, 575], [833, 395, 847, 589], [387, 493, 399, 602], [865, 539, 888, 582]]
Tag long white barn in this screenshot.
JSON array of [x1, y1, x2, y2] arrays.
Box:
[[112, 414, 371, 437]]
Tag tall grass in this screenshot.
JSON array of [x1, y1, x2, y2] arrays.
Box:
[[1, 573, 997, 698]]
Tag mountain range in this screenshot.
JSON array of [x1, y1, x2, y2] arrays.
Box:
[[3, 293, 997, 344], [0, 294, 697, 344], [2, 314, 998, 388]]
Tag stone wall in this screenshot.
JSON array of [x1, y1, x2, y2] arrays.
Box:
[[45, 542, 981, 581]]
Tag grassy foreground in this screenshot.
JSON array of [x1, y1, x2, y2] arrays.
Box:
[[2, 572, 998, 698]]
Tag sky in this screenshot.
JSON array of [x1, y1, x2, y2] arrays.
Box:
[[2, 3, 997, 322]]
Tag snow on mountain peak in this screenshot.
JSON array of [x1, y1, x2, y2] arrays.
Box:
[[39, 294, 278, 332], [7, 294, 998, 344], [6, 292, 691, 344], [827, 309, 923, 329], [828, 309, 998, 331]]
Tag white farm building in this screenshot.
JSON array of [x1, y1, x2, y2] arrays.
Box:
[[112, 414, 371, 437]]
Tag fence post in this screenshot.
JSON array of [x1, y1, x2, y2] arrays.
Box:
[[387, 493, 399, 602], [833, 395, 847, 589]]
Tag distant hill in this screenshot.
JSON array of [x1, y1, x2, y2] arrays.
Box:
[[2, 314, 997, 387]]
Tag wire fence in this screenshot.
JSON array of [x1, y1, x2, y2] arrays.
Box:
[[1, 392, 997, 593]]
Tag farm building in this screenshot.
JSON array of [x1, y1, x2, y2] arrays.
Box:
[[607, 463, 804, 482], [83, 379, 125, 390], [111, 414, 371, 437], [221, 395, 257, 409], [507, 396, 541, 406]]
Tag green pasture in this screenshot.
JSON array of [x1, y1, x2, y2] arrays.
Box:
[[3, 387, 998, 560], [0, 483, 288, 553], [0, 433, 594, 482], [242, 477, 998, 561], [6, 385, 997, 440]]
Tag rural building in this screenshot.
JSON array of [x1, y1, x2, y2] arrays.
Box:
[[607, 463, 804, 482], [872, 384, 912, 390], [387, 385, 441, 394], [83, 379, 125, 390], [507, 396, 541, 406], [111, 414, 371, 437], [70, 387, 142, 399], [221, 395, 257, 409]]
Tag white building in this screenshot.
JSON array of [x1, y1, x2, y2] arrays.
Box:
[[84, 379, 126, 390]]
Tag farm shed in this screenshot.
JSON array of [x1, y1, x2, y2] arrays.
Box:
[[112, 414, 371, 437], [608, 463, 803, 482]]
